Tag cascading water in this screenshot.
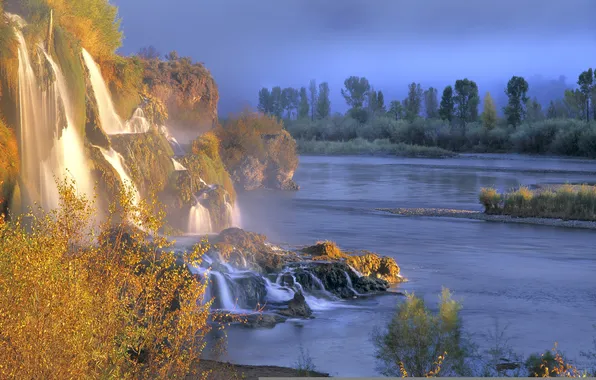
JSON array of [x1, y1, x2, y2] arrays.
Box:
[[188, 201, 213, 234], [160, 125, 185, 156], [81, 49, 126, 134], [172, 158, 187, 171], [13, 20, 93, 211], [124, 108, 151, 133], [210, 272, 236, 310], [97, 147, 144, 228]]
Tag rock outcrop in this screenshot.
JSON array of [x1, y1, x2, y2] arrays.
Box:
[[211, 228, 300, 273], [277, 291, 313, 318]]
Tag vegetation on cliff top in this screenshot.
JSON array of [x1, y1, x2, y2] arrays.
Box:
[[479, 185, 596, 221], [140, 50, 219, 130]]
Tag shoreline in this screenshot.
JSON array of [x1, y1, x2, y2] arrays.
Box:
[[189, 359, 330, 379], [376, 207, 596, 230]]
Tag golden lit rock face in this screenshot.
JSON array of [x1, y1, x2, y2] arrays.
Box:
[[301, 242, 403, 284], [346, 253, 402, 284]]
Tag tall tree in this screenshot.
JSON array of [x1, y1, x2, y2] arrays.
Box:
[[377, 91, 386, 114], [403, 83, 423, 121], [504, 76, 529, 127], [257, 88, 272, 114], [454, 79, 480, 125], [270, 86, 283, 119], [546, 101, 558, 119], [564, 89, 586, 119], [481, 92, 497, 130], [367, 88, 378, 114], [525, 97, 544, 122], [341, 76, 371, 109], [424, 87, 439, 118], [298, 87, 309, 119], [288, 88, 300, 119], [577, 68, 593, 121], [388, 100, 404, 121], [280, 88, 292, 118], [316, 82, 331, 119], [309, 79, 318, 121], [137, 45, 160, 60], [439, 85, 455, 122]]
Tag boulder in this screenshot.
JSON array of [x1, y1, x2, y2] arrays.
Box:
[[277, 291, 312, 318]]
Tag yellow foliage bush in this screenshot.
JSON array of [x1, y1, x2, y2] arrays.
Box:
[[0, 178, 214, 379], [0, 119, 18, 213]]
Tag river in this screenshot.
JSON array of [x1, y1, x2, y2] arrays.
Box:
[[209, 154, 596, 377]]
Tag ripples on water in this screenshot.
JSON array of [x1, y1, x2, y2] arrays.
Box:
[[208, 154, 596, 376]]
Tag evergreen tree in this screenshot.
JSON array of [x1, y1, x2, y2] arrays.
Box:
[[481, 92, 497, 130]]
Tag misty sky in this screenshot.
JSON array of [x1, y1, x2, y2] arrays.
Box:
[[112, 0, 596, 116]]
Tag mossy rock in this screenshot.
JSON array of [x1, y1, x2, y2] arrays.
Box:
[[301, 241, 345, 260], [110, 128, 174, 196], [346, 252, 402, 284]]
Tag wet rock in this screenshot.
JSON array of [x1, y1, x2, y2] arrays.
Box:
[[212, 312, 286, 328], [353, 275, 389, 293], [278, 291, 313, 318], [233, 273, 267, 309], [212, 228, 299, 274]]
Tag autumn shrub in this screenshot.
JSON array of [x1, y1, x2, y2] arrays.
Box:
[[180, 131, 236, 203], [0, 177, 214, 379], [479, 187, 502, 213], [372, 288, 475, 377], [0, 119, 18, 214]]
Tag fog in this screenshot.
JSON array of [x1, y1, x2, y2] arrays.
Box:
[[112, 0, 596, 116]]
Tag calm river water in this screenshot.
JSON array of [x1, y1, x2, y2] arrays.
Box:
[[213, 154, 596, 377]]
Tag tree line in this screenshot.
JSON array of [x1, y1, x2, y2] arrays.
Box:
[[257, 68, 596, 129]]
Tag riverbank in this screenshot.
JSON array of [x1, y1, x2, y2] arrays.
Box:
[[189, 359, 329, 379], [296, 138, 456, 158], [376, 207, 596, 230]]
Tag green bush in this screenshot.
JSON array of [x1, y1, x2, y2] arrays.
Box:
[[372, 288, 474, 377]]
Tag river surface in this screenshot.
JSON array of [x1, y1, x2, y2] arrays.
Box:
[[209, 154, 596, 377]]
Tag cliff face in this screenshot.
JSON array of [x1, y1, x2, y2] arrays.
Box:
[[216, 112, 300, 191], [142, 57, 219, 139]]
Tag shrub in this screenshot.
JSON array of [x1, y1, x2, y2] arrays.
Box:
[[0, 119, 18, 214], [479, 187, 502, 213], [372, 288, 474, 377], [0, 177, 213, 378]]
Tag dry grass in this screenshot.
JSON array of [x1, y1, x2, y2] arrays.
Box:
[[479, 185, 596, 221]]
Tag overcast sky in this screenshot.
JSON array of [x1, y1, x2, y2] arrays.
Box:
[[112, 0, 596, 115]]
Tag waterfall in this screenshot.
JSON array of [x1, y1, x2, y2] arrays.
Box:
[[97, 147, 143, 228], [14, 23, 93, 211], [171, 158, 187, 171], [210, 272, 236, 310], [81, 49, 125, 134], [188, 202, 213, 234], [124, 108, 151, 134], [343, 270, 362, 297], [159, 125, 185, 156], [43, 51, 94, 201]]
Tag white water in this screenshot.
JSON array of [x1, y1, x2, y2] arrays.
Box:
[[211, 272, 236, 310], [343, 270, 362, 296], [159, 125, 185, 156], [188, 202, 213, 234], [264, 278, 295, 302], [81, 49, 127, 134], [43, 51, 94, 201], [172, 158, 187, 171], [124, 108, 151, 133], [97, 147, 143, 228], [14, 23, 93, 211]]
